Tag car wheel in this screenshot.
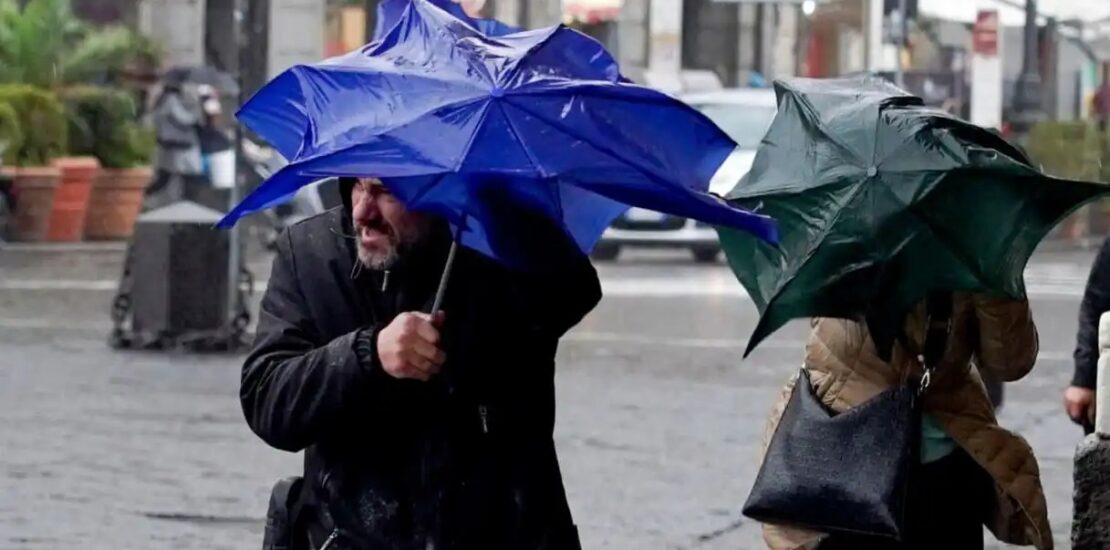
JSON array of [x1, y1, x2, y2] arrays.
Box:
[[591, 243, 620, 261], [692, 247, 720, 263]]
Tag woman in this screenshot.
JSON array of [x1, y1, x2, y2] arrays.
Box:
[[148, 75, 205, 207], [759, 293, 1051, 550]]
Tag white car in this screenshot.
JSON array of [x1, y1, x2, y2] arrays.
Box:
[[594, 87, 777, 262]]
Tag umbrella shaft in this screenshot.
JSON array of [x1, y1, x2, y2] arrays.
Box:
[[431, 222, 465, 315]]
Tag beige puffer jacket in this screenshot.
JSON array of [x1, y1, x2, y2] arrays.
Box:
[[758, 293, 1051, 550]]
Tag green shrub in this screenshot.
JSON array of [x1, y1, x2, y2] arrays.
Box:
[[0, 84, 66, 166], [0, 0, 162, 88], [0, 99, 22, 164], [126, 124, 155, 167], [60, 84, 150, 168], [1025, 121, 1102, 182]]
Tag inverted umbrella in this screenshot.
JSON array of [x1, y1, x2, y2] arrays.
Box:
[[718, 76, 1110, 357], [219, 0, 779, 271]]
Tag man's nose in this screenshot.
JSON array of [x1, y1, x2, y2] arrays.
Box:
[[353, 194, 380, 220]]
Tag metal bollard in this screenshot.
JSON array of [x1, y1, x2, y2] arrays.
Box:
[[1072, 312, 1110, 547]]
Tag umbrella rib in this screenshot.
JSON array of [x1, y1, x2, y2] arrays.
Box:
[[875, 171, 997, 290], [763, 179, 873, 310], [498, 25, 567, 88], [508, 84, 717, 119], [486, 100, 567, 223], [503, 97, 694, 192], [870, 104, 884, 167], [452, 100, 496, 172], [791, 95, 868, 168], [494, 100, 545, 176], [288, 95, 491, 166]]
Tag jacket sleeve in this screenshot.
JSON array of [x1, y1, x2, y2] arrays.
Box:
[[537, 250, 602, 338], [1074, 238, 1110, 389], [240, 232, 382, 452], [166, 94, 200, 127], [972, 295, 1038, 383]]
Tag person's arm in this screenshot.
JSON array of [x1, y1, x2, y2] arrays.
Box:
[[529, 248, 602, 339], [475, 185, 603, 337], [240, 232, 384, 452], [1074, 239, 1110, 389], [1065, 239, 1110, 426], [165, 94, 201, 128], [242, 232, 446, 452], [972, 295, 1038, 383]]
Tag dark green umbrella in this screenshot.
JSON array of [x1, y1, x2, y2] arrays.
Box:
[[718, 76, 1110, 358]]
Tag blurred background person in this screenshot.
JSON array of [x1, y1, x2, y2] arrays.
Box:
[[1068, 237, 1110, 434], [148, 72, 205, 208]]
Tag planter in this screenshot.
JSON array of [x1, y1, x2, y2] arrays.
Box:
[[10, 166, 62, 242], [48, 157, 100, 241], [84, 166, 152, 240]]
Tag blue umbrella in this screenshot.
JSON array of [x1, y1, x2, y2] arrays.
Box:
[[221, 0, 778, 282], [374, 0, 518, 39]]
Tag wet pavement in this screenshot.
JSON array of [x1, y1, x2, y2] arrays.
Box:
[[0, 243, 1100, 549]]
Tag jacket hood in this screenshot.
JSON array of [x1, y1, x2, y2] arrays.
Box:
[[339, 176, 356, 214]]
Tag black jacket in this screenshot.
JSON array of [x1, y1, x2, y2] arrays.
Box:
[[242, 206, 600, 550], [1074, 237, 1110, 389]]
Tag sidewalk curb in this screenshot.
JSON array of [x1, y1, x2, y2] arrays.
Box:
[[0, 242, 128, 253], [1038, 237, 1102, 253]]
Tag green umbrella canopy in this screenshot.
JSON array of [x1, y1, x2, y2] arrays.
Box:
[[719, 76, 1110, 358]]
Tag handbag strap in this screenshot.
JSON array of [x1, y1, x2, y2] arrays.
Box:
[[918, 291, 954, 394]]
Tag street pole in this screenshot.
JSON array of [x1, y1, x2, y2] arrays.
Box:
[[518, 0, 530, 29], [228, 0, 247, 332], [365, 0, 379, 41], [795, 4, 807, 77], [893, 0, 907, 87], [1011, 0, 1044, 136]]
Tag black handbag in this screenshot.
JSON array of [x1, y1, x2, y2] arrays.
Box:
[[742, 293, 952, 541]]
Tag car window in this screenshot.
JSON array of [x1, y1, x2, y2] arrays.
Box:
[[694, 102, 776, 149]]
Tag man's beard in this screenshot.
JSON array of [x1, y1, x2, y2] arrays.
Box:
[[354, 222, 423, 270], [357, 243, 399, 271]]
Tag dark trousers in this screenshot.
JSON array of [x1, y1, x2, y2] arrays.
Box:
[[145, 170, 223, 212], [819, 449, 992, 550]]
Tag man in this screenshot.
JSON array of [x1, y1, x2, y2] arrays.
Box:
[[242, 177, 600, 549], [1068, 237, 1110, 433]]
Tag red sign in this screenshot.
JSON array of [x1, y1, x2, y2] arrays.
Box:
[[973, 10, 999, 56]]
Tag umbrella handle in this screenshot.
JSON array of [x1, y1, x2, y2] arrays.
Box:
[[431, 219, 465, 315]]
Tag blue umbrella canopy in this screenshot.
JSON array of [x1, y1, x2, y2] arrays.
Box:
[[221, 0, 778, 265], [373, 0, 518, 39]]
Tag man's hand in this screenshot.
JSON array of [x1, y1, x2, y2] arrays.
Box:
[[1064, 386, 1096, 425], [377, 312, 446, 381]]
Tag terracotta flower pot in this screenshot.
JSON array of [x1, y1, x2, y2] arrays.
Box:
[[84, 166, 153, 240], [48, 157, 101, 242], [10, 166, 62, 242]]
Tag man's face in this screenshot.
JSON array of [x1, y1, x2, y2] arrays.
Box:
[[351, 178, 430, 269]]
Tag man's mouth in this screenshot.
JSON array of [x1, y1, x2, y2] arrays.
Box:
[[358, 225, 392, 247]]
